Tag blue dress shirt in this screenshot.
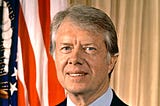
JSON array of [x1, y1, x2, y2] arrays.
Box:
[[67, 87, 113, 106]]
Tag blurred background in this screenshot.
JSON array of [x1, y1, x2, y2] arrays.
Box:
[[66, 0, 160, 106]]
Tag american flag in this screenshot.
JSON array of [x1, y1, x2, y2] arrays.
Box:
[[0, 0, 67, 105]]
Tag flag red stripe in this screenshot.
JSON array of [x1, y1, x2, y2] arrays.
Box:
[[18, 6, 40, 106], [48, 55, 65, 105], [38, 0, 50, 50], [18, 79, 26, 106]]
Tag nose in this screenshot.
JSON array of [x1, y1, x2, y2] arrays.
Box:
[[68, 58, 83, 65], [68, 48, 83, 65]]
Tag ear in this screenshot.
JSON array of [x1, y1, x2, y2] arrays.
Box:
[[107, 56, 118, 74]]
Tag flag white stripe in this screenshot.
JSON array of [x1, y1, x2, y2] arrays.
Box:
[[50, 0, 68, 21]]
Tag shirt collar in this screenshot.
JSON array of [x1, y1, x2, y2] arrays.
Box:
[[67, 87, 113, 106]]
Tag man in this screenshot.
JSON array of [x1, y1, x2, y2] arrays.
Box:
[[50, 5, 128, 106]]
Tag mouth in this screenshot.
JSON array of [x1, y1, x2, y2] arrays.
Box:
[[67, 73, 87, 77]]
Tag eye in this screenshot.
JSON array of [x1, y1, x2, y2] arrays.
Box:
[[60, 46, 72, 53], [83, 46, 97, 54]]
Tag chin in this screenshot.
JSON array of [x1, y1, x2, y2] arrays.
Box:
[[66, 85, 90, 95]]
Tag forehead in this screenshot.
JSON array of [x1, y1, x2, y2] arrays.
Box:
[[55, 19, 105, 43]]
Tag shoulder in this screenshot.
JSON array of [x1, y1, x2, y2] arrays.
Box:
[[111, 90, 128, 106], [56, 99, 67, 106]]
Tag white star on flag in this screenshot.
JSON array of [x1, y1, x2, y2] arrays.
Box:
[[10, 82, 17, 96]]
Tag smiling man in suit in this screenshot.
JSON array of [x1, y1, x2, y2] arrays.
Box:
[[50, 5, 128, 106]]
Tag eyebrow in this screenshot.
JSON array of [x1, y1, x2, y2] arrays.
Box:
[[81, 43, 96, 46], [59, 43, 73, 46], [59, 42, 97, 46]]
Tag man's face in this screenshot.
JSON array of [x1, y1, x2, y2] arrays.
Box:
[[54, 19, 114, 96]]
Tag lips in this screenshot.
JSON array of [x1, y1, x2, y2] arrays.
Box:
[[67, 73, 87, 77], [65, 66, 88, 77]]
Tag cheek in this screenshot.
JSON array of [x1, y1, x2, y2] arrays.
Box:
[[91, 58, 109, 82], [55, 55, 66, 72], [89, 55, 109, 74], [55, 52, 65, 73], [55, 56, 67, 86]]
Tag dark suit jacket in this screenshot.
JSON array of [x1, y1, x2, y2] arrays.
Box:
[[57, 90, 128, 106]]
